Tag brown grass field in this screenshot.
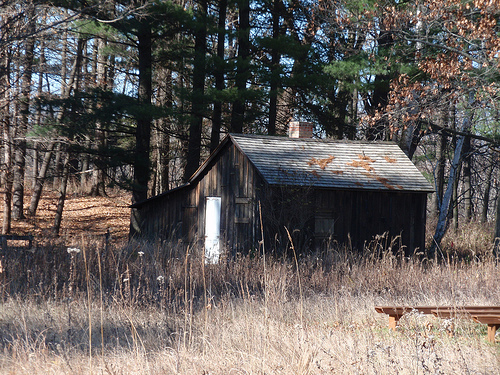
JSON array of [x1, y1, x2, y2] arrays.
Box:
[[0, 192, 499, 374]]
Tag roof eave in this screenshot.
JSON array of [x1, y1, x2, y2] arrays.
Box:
[[129, 182, 192, 208], [187, 134, 232, 183], [266, 182, 434, 193]]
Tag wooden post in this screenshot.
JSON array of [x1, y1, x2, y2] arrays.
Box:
[[488, 324, 499, 343], [389, 315, 401, 330]]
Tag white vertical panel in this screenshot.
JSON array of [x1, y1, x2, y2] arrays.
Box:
[[204, 197, 221, 264]]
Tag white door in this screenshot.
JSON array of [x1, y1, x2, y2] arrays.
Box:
[[204, 197, 221, 264]]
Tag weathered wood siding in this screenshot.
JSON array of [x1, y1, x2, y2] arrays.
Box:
[[259, 187, 426, 255], [312, 189, 427, 253], [186, 142, 263, 255], [136, 186, 191, 242]]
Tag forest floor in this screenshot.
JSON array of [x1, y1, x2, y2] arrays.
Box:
[[1, 188, 130, 244]]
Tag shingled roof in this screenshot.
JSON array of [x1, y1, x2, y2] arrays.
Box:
[[221, 134, 434, 192], [132, 134, 433, 209]]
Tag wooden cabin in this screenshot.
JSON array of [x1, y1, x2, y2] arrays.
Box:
[[131, 126, 434, 262]]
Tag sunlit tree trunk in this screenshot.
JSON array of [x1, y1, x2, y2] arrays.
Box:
[[52, 142, 63, 189], [32, 39, 45, 190], [1, 36, 12, 234], [1, 108, 12, 234], [494, 183, 500, 255], [1, 128, 12, 235], [90, 37, 108, 197]]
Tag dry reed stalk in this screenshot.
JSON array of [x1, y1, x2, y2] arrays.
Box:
[[183, 245, 190, 349], [259, 200, 269, 373], [97, 246, 104, 358], [202, 248, 208, 356], [82, 245, 92, 374], [285, 226, 303, 329]]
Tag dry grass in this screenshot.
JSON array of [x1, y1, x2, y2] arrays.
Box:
[[436, 220, 496, 257], [0, 234, 499, 374], [1, 193, 500, 373]]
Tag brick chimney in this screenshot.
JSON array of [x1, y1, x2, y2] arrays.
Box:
[[288, 121, 313, 138]]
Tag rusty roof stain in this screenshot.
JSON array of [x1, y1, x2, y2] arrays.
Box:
[[347, 156, 375, 172], [384, 155, 397, 163], [308, 155, 335, 170]]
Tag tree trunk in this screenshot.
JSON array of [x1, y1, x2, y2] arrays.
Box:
[[157, 124, 170, 193], [53, 151, 70, 236], [27, 142, 54, 217], [452, 163, 461, 231], [12, 4, 36, 220], [398, 122, 423, 160], [230, 0, 250, 133], [268, 0, 282, 136], [52, 142, 63, 189], [60, 23, 68, 96], [432, 131, 447, 218], [154, 68, 172, 195], [463, 134, 472, 222], [430, 103, 474, 256], [184, 0, 208, 182], [32, 142, 38, 190], [130, 19, 153, 238], [1, 39, 12, 234], [90, 37, 108, 197], [347, 87, 358, 140], [32, 39, 45, 190], [210, 0, 227, 151], [80, 136, 90, 192], [1, 113, 12, 235], [481, 160, 494, 223], [365, 28, 393, 141]]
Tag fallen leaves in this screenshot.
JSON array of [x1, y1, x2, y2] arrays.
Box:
[[0, 189, 130, 243]]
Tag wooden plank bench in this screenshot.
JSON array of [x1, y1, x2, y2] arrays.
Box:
[[375, 305, 500, 343], [431, 307, 500, 318], [0, 235, 34, 252], [375, 306, 436, 330]]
